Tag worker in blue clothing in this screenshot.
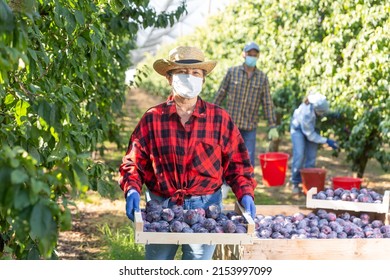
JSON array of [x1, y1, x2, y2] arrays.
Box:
[[289, 92, 339, 194]]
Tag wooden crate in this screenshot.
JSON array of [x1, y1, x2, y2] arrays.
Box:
[[213, 205, 390, 260], [306, 187, 390, 213], [133, 202, 255, 245], [217, 238, 390, 260]]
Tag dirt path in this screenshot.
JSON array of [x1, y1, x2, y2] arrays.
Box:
[[57, 88, 390, 260], [56, 195, 127, 260]]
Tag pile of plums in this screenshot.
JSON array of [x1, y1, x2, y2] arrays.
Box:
[[254, 208, 390, 239], [142, 199, 248, 233], [312, 187, 384, 203]]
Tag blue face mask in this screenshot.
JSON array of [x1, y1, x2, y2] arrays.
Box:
[[245, 56, 258, 67]]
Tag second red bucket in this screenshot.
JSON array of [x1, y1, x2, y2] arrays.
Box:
[[259, 152, 289, 187], [300, 168, 327, 194], [332, 176, 363, 190]]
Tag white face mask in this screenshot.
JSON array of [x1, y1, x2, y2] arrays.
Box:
[[172, 74, 203, 99]]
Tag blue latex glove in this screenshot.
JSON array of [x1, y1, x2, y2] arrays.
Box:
[[126, 189, 140, 221], [326, 139, 339, 150], [240, 195, 256, 219]]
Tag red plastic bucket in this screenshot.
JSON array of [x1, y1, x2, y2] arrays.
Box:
[[259, 152, 289, 187], [300, 168, 327, 194], [332, 176, 363, 190]]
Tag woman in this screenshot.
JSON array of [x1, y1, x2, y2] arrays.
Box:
[[118, 46, 257, 260]]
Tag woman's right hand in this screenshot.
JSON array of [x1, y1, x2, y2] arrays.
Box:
[[126, 189, 140, 221]]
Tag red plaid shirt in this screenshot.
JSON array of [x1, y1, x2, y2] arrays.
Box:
[[119, 95, 256, 205]]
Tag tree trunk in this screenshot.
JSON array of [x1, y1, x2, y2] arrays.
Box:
[[268, 139, 280, 152], [353, 146, 370, 178], [267, 111, 282, 152]]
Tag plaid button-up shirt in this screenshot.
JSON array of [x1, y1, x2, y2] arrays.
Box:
[[214, 64, 277, 131], [119, 95, 256, 205]]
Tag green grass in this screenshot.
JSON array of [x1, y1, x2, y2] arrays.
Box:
[[98, 222, 186, 260], [98, 223, 145, 260]]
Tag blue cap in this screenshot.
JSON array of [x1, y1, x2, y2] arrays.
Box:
[[243, 42, 260, 52]]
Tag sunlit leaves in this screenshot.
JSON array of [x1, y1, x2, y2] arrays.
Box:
[[14, 99, 30, 126]]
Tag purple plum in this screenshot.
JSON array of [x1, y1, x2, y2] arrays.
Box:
[[203, 218, 217, 231], [169, 220, 183, 232], [184, 209, 200, 225], [205, 204, 221, 219], [222, 220, 237, 233], [146, 199, 163, 214], [161, 208, 175, 222]]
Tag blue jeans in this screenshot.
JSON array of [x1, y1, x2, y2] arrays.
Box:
[[239, 128, 257, 167], [144, 189, 223, 260], [290, 126, 318, 185]]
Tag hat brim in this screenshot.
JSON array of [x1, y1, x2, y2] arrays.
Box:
[[153, 59, 217, 76]]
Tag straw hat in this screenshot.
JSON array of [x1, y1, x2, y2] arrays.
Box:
[[153, 46, 217, 76]]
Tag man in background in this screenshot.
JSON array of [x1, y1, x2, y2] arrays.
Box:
[[213, 41, 279, 168], [214, 42, 278, 197]]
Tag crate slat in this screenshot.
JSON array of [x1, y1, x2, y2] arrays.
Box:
[[135, 231, 254, 245]]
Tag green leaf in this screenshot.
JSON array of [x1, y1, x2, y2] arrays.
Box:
[[28, 146, 41, 164], [11, 169, 29, 184], [111, 0, 124, 13], [61, 85, 72, 94], [15, 99, 30, 126], [0, 1, 15, 32], [31, 178, 50, 196], [90, 26, 102, 45], [77, 36, 88, 48], [4, 93, 15, 105], [30, 201, 57, 239], [74, 10, 85, 25], [14, 186, 30, 209], [59, 207, 72, 230], [37, 100, 51, 125], [27, 48, 38, 62], [64, 9, 76, 35], [27, 246, 41, 260], [30, 201, 57, 257]]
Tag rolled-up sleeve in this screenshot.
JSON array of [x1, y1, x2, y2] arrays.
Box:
[[118, 126, 149, 196], [213, 68, 231, 105]]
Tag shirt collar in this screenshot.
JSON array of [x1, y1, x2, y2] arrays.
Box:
[[240, 63, 259, 74], [165, 94, 206, 118]]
